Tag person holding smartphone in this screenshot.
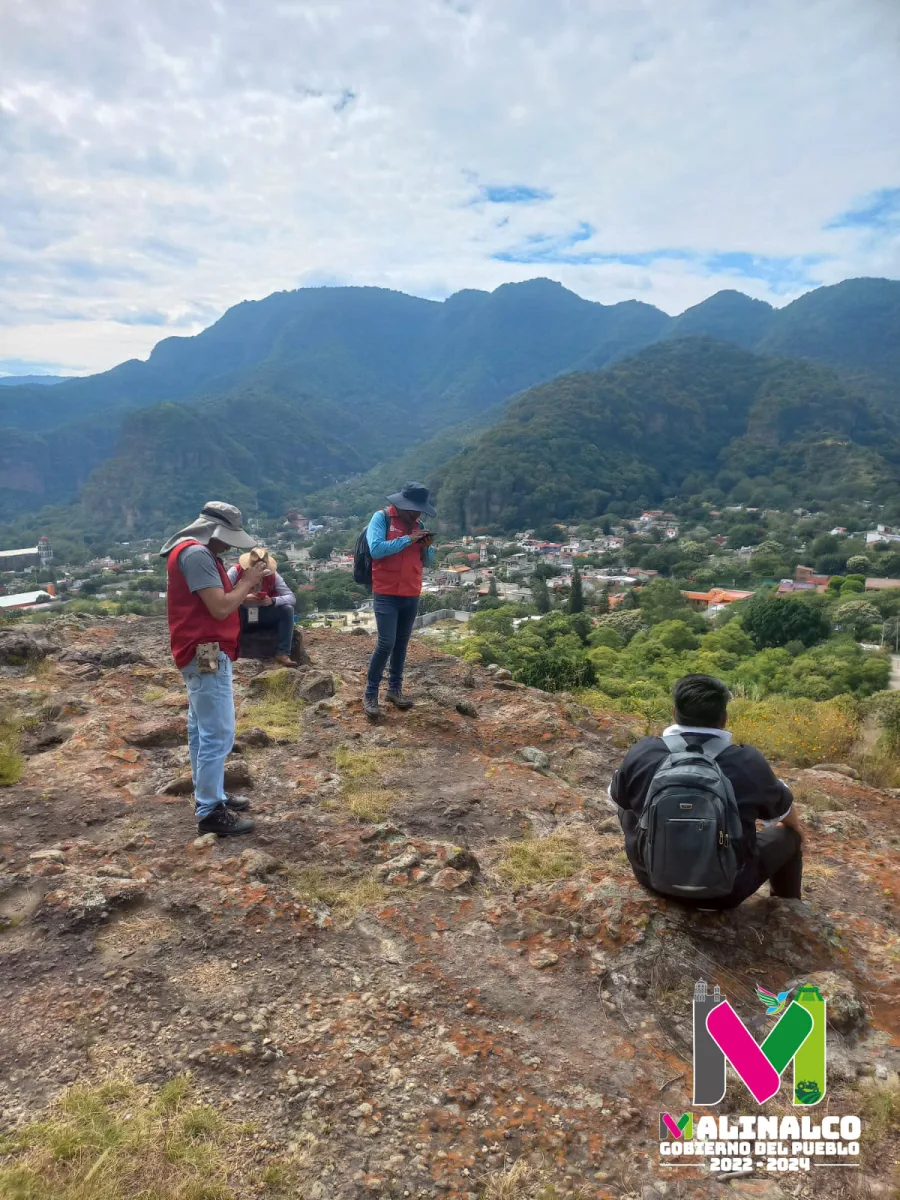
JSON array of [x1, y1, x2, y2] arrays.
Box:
[[363, 481, 436, 719], [160, 502, 266, 838]]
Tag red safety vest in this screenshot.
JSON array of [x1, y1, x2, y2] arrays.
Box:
[[166, 539, 240, 669], [232, 565, 278, 598], [371, 506, 426, 597]]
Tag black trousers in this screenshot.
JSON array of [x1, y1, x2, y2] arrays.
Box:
[[712, 824, 803, 909]]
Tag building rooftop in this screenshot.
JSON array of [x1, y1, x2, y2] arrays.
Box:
[[0, 590, 52, 608]]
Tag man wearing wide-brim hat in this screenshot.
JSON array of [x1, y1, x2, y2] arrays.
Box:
[[226, 548, 297, 668], [363, 481, 436, 719], [160, 502, 267, 838]]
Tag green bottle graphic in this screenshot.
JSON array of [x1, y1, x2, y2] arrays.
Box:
[[792, 985, 826, 1105]]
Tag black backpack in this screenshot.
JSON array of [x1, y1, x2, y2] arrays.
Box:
[[638, 733, 743, 900], [353, 509, 389, 589]]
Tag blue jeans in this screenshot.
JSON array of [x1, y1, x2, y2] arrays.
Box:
[[180, 652, 235, 818], [365, 594, 419, 697], [240, 603, 295, 655]]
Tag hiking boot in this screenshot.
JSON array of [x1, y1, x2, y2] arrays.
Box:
[[385, 690, 413, 711], [198, 804, 255, 837], [274, 654, 297, 669], [363, 695, 381, 720], [224, 794, 250, 812]]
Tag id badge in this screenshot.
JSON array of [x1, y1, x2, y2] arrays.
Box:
[[247, 606, 260, 625]]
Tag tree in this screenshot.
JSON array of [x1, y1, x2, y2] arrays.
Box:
[[596, 586, 610, 615], [488, 576, 499, 599], [531, 576, 551, 614], [312, 570, 367, 611], [309, 534, 338, 561], [638, 578, 692, 626], [833, 599, 881, 641], [594, 609, 643, 643], [568, 565, 584, 614], [846, 555, 870, 575], [741, 596, 831, 650], [620, 588, 641, 610]]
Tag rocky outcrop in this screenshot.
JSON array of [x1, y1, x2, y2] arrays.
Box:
[[1, 614, 899, 1199]]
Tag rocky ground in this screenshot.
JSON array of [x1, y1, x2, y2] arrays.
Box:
[[0, 615, 898, 1200]]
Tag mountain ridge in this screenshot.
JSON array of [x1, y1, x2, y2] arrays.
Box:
[[0, 275, 898, 532]]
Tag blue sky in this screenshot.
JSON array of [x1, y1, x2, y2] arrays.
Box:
[[0, 0, 898, 375]]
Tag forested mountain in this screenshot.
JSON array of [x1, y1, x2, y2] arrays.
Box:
[[0, 276, 898, 531], [432, 338, 900, 530], [0, 375, 68, 387]]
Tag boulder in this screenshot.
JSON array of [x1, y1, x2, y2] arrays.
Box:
[[294, 670, 335, 703], [235, 727, 273, 749], [376, 850, 421, 879], [789, 971, 867, 1035], [57, 648, 101, 665], [810, 763, 859, 779], [240, 848, 281, 877], [519, 747, 550, 769], [99, 647, 147, 668], [225, 761, 253, 790], [23, 723, 73, 753], [162, 773, 194, 796], [0, 630, 57, 665], [427, 685, 477, 716], [528, 949, 559, 969], [39, 695, 88, 721], [430, 867, 472, 891], [239, 626, 310, 665], [124, 717, 187, 748]]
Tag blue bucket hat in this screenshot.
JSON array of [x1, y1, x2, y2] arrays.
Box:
[[386, 481, 436, 518]]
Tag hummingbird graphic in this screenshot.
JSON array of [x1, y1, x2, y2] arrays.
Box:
[[756, 985, 794, 1016]]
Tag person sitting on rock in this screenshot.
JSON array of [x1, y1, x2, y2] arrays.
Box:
[[226, 548, 297, 668], [607, 673, 804, 909], [363, 481, 436, 720], [160, 502, 266, 839]]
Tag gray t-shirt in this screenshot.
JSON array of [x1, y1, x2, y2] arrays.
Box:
[[178, 543, 225, 593]]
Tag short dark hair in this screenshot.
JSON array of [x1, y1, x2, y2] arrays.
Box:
[[673, 674, 730, 727]]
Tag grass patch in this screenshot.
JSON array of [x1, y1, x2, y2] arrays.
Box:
[[344, 788, 399, 822], [332, 745, 405, 823], [857, 1078, 900, 1141], [142, 687, 166, 703], [853, 748, 900, 790], [791, 782, 846, 813], [237, 673, 303, 741], [290, 865, 387, 919], [0, 709, 24, 786], [0, 1076, 257, 1198], [479, 1158, 587, 1199], [729, 697, 857, 767], [333, 744, 403, 780], [495, 832, 586, 887]]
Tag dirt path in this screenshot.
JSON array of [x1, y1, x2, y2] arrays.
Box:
[[1, 617, 899, 1199]]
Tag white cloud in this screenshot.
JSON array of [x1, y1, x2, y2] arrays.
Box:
[[0, 0, 898, 373]]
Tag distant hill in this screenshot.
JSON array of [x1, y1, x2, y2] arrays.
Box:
[[0, 375, 69, 387], [0, 275, 898, 530], [432, 338, 900, 530]]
